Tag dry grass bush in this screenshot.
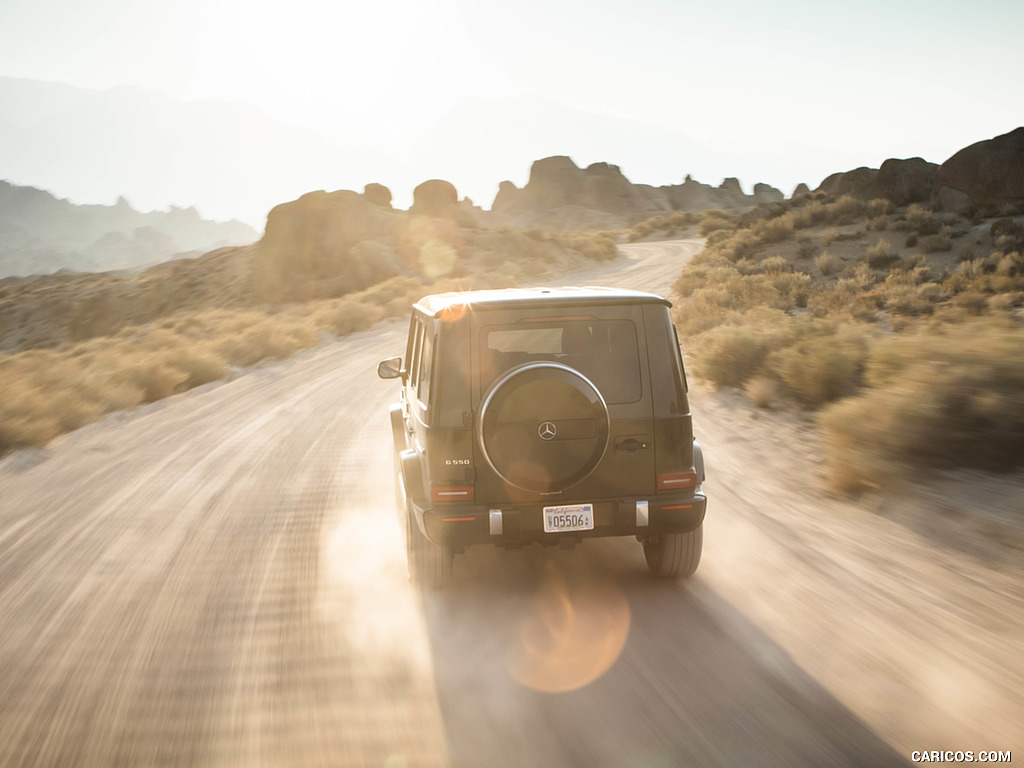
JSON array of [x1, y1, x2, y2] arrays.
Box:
[[815, 251, 840, 275], [753, 214, 795, 244], [905, 203, 932, 229], [699, 210, 737, 237], [797, 235, 818, 259], [745, 376, 781, 409], [865, 238, 898, 269], [921, 232, 952, 253], [823, 321, 1024, 493], [792, 202, 828, 229], [550, 231, 618, 261], [626, 211, 700, 242], [868, 215, 889, 231], [692, 325, 769, 388], [867, 198, 894, 217], [760, 256, 792, 274], [826, 196, 866, 224], [769, 329, 867, 408]]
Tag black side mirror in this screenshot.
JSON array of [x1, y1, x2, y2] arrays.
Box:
[[377, 356, 403, 380]]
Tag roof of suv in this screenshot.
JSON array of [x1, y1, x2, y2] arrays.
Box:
[[416, 286, 671, 316]]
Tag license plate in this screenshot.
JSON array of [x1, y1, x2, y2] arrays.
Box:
[[543, 503, 594, 533]]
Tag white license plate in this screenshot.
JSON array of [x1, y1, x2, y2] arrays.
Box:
[[543, 503, 594, 533]]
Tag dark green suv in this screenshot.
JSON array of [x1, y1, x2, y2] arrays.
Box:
[[377, 287, 706, 587]]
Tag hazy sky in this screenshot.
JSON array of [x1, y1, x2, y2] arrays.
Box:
[[0, 0, 1021, 220]]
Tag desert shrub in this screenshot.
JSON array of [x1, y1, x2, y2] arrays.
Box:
[[952, 291, 988, 315], [717, 229, 761, 262], [552, 231, 618, 261], [700, 211, 737, 237], [769, 332, 866, 407], [797, 235, 818, 259], [823, 321, 1024, 492], [996, 251, 1024, 277], [321, 300, 384, 336], [815, 250, 840, 276], [990, 217, 1023, 242], [865, 239, 899, 269], [826, 195, 866, 224], [755, 214, 795, 244], [921, 233, 952, 253], [692, 326, 770, 388], [123, 356, 188, 402], [792, 202, 828, 229], [745, 376, 781, 409], [988, 292, 1023, 312], [170, 350, 229, 388], [869, 215, 889, 231], [905, 203, 932, 229], [867, 198, 894, 217], [759, 256, 791, 274]]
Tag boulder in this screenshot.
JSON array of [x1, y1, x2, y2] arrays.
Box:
[[933, 186, 972, 213], [753, 183, 784, 204], [491, 181, 521, 213], [258, 189, 401, 299], [791, 183, 811, 197], [411, 179, 459, 216], [876, 157, 937, 206], [816, 167, 879, 200], [363, 183, 392, 208], [933, 127, 1024, 205]]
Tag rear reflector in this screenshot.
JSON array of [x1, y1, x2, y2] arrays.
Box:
[[657, 471, 697, 491], [441, 516, 476, 522], [661, 504, 694, 511], [431, 485, 475, 502]]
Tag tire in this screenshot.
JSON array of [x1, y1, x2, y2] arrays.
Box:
[[478, 362, 610, 494], [405, 496, 453, 589], [643, 524, 702, 578]]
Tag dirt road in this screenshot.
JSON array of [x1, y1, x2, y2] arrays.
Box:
[[1, 241, 1019, 766]]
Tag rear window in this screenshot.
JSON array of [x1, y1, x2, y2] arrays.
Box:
[[481, 319, 641, 403]]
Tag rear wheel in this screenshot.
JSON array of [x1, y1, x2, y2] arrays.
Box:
[[405, 497, 453, 589], [643, 524, 702, 578]]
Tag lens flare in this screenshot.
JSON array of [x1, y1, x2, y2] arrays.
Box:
[[508, 564, 631, 693], [419, 239, 457, 278]]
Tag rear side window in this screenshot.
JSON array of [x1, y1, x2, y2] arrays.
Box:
[[482, 319, 641, 404], [417, 327, 435, 405]]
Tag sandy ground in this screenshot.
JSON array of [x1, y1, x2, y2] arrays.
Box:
[[0, 240, 1020, 766]]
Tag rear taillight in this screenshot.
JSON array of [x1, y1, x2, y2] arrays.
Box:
[[430, 484, 475, 502], [657, 470, 697, 491]]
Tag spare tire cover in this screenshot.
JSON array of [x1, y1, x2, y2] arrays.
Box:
[[479, 363, 610, 493]]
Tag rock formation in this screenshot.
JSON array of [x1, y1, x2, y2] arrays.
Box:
[[363, 183, 393, 208], [876, 157, 937, 206], [933, 127, 1024, 209], [816, 167, 880, 200], [410, 179, 460, 216]]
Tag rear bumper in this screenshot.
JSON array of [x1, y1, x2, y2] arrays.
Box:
[[414, 491, 707, 548]]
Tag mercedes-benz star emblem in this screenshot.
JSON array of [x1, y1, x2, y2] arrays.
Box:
[[538, 421, 557, 441]]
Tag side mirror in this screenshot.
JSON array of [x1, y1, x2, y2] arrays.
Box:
[[377, 356, 403, 380]]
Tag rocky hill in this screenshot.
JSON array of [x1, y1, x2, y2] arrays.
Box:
[[0, 180, 616, 352], [487, 156, 785, 230], [0, 181, 257, 277], [814, 127, 1024, 211]]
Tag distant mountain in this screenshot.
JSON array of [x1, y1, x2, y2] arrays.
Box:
[[0, 181, 256, 277], [0, 77, 406, 228]]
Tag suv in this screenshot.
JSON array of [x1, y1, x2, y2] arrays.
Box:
[[377, 287, 706, 587]]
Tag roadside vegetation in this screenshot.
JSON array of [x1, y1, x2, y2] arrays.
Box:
[[0, 226, 614, 456], [671, 195, 1024, 493]]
